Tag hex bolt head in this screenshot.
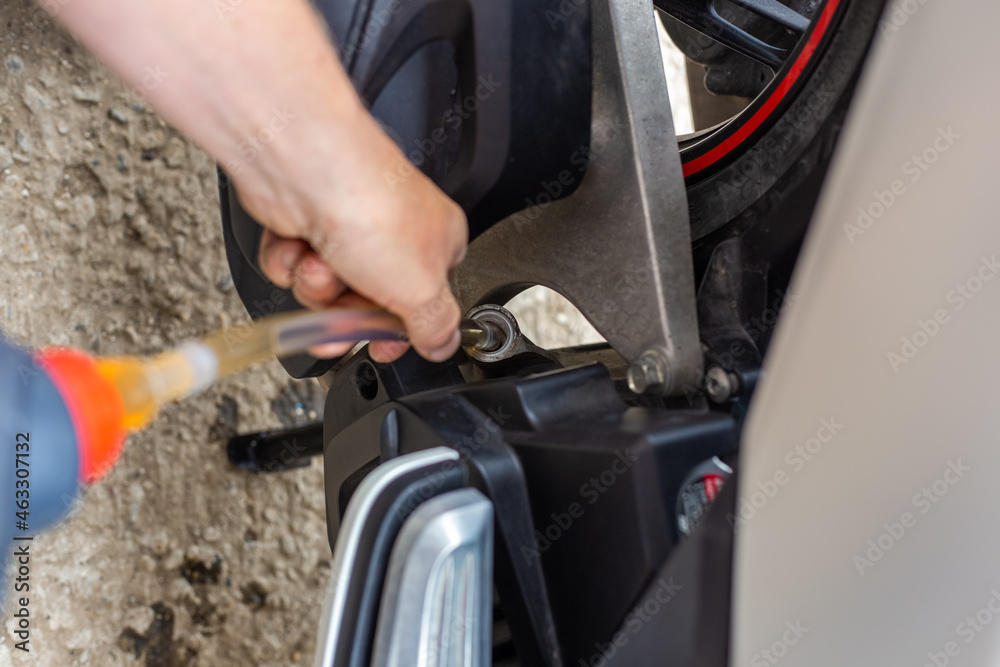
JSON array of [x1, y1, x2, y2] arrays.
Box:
[[627, 349, 673, 396], [705, 366, 737, 403]]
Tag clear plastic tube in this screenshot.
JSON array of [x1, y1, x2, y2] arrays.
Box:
[[96, 307, 406, 430]]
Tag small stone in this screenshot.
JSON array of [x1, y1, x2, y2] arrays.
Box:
[[137, 528, 170, 555], [164, 138, 187, 168], [73, 195, 97, 227], [39, 117, 61, 160], [9, 225, 38, 264], [174, 233, 186, 256], [21, 83, 51, 113], [14, 128, 31, 155], [106, 195, 125, 222], [216, 272, 234, 292], [139, 554, 157, 573], [37, 66, 58, 88], [122, 606, 154, 636], [163, 548, 185, 571], [71, 86, 102, 104], [138, 130, 165, 150], [56, 120, 69, 135], [0, 147, 12, 170], [65, 629, 93, 650], [5, 56, 23, 74], [129, 214, 170, 250], [108, 108, 128, 124], [168, 577, 199, 605]]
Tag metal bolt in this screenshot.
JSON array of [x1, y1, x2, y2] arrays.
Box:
[[459, 318, 504, 352], [627, 349, 673, 396], [463, 304, 519, 363], [705, 366, 737, 403]]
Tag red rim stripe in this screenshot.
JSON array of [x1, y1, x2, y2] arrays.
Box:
[[682, 0, 842, 178]]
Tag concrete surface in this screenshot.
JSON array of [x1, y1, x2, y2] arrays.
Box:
[[0, 3, 331, 665]]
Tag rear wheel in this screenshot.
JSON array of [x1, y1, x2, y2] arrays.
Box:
[[658, 0, 887, 239]]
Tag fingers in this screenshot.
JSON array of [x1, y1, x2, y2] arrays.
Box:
[[252, 132, 468, 365], [369, 339, 411, 363], [291, 253, 343, 309], [394, 282, 462, 362], [259, 230, 308, 288], [307, 341, 357, 359], [260, 225, 463, 362], [259, 230, 344, 308], [308, 292, 398, 359]]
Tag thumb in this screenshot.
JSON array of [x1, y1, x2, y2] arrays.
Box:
[[397, 282, 462, 362]]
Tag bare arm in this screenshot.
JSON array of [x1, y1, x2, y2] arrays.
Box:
[[42, 0, 466, 362]]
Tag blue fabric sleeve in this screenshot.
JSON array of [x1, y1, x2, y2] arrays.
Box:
[[0, 338, 80, 578]]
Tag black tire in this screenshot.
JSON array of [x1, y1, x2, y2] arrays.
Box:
[[679, 0, 888, 241]]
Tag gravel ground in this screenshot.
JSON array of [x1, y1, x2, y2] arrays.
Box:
[[0, 4, 331, 665], [0, 3, 692, 665]]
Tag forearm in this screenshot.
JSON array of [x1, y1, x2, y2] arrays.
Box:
[[40, 0, 468, 362], [45, 0, 368, 195]]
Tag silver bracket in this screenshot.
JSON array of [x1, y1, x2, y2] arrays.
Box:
[[451, 0, 702, 395], [372, 488, 494, 667]]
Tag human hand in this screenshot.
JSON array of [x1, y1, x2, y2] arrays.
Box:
[[240, 100, 468, 364], [47, 0, 468, 364]]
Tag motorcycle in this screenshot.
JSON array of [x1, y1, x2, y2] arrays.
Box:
[[220, 0, 996, 664]]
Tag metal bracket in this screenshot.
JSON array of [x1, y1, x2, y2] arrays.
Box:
[[371, 488, 494, 667], [451, 0, 702, 396]]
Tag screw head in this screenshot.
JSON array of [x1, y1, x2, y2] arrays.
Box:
[[705, 366, 736, 403], [627, 349, 673, 396]]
